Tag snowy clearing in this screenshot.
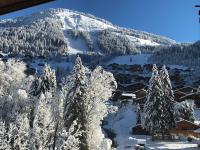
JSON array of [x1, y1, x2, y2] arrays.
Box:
[[104, 104, 200, 150], [107, 54, 151, 65]]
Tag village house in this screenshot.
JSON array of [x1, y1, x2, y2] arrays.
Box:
[[174, 91, 187, 102], [133, 89, 147, 108], [179, 93, 200, 108], [132, 124, 149, 135], [110, 90, 122, 101], [132, 120, 200, 139], [169, 120, 200, 138], [120, 93, 136, 103], [175, 86, 197, 95]]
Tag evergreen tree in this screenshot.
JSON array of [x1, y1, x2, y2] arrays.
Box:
[[0, 121, 10, 150], [160, 65, 174, 99], [136, 104, 141, 125], [57, 120, 82, 150], [174, 100, 195, 122], [160, 65, 176, 130], [63, 56, 88, 150], [12, 114, 30, 150], [30, 64, 57, 97], [33, 94, 55, 149], [144, 64, 165, 138]]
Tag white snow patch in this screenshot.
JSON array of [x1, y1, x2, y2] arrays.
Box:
[[105, 104, 200, 150], [126, 35, 160, 46], [194, 109, 200, 125], [107, 54, 151, 65], [64, 33, 88, 54], [29, 58, 74, 74], [57, 11, 116, 31], [168, 65, 189, 70], [121, 93, 136, 98]]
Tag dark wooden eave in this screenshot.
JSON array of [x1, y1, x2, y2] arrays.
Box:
[[0, 0, 54, 15]]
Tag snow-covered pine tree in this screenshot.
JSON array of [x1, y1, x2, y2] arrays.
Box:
[[160, 65, 176, 130], [41, 64, 57, 95], [144, 64, 166, 138], [11, 114, 30, 150], [57, 119, 82, 150], [0, 121, 10, 150], [28, 64, 57, 143], [174, 100, 195, 122], [84, 66, 117, 150], [160, 65, 174, 99], [33, 94, 55, 149], [63, 57, 117, 150], [63, 56, 88, 150], [136, 104, 141, 125], [30, 64, 57, 97]]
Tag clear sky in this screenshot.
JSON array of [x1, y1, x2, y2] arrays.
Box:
[[0, 0, 199, 43]]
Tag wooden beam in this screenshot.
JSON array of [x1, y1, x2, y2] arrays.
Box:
[[0, 0, 54, 15]]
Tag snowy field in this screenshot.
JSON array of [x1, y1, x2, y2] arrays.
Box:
[[28, 58, 74, 74], [107, 54, 151, 65], [104, 104, 200, 150]]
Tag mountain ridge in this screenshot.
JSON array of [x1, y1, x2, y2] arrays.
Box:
[[0, 8, 176, 57]]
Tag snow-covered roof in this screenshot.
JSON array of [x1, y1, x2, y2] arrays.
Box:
[[176, 119, 199, 127], [121, 93, 136, 98]]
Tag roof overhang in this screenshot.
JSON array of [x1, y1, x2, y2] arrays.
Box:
[[0, 0, 54, 15]]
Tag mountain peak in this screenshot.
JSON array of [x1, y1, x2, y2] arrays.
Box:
[[0, 8, 176, 56]]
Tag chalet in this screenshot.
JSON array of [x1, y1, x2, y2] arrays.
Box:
[[169, 120, 200, 138], [111, 90, 122, 101], [120, 93, 136, 103], [132, 124, 149, 135], [133, 89, 147, 107], [130, 64, 143, 73], [114, 74, 132, 84], [174, 91, 187, 102], [117, 83, 146, 92], [133, 89, 147, 99], [143, 64, 153, 72], [125, 83, 146, 92], [175, 86, 197, 95], [179, 93, 200, 108]]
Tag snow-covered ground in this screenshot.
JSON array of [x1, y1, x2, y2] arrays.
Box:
[[107, 54, 151, 65], [104, 103, 200, 150], [168, 65, 189, 71], [195, 109, 200, 125], [106, 54, 189, 70], [57, 10, 116, 31], [29, 58, 74, 74]]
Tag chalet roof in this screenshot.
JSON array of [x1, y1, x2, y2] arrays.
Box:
[[133, 89, 147, 98], [175, 86, 197, 94], [0, 0, 53, 15], [121, 93, 136, 98], [135, 96, 146, 104], [132, 124, 143, 128], [179, 93, 200, 101], [176, 119, 199, 128]]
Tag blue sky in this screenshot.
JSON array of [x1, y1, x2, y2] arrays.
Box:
[[0, 0, 199, 42]]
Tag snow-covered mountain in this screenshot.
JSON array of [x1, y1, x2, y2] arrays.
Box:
[[0, 8, 176, 57]]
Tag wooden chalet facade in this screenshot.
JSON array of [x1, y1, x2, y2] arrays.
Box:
[[132, 124, 149, 135], [169, 120, 200, 138]]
